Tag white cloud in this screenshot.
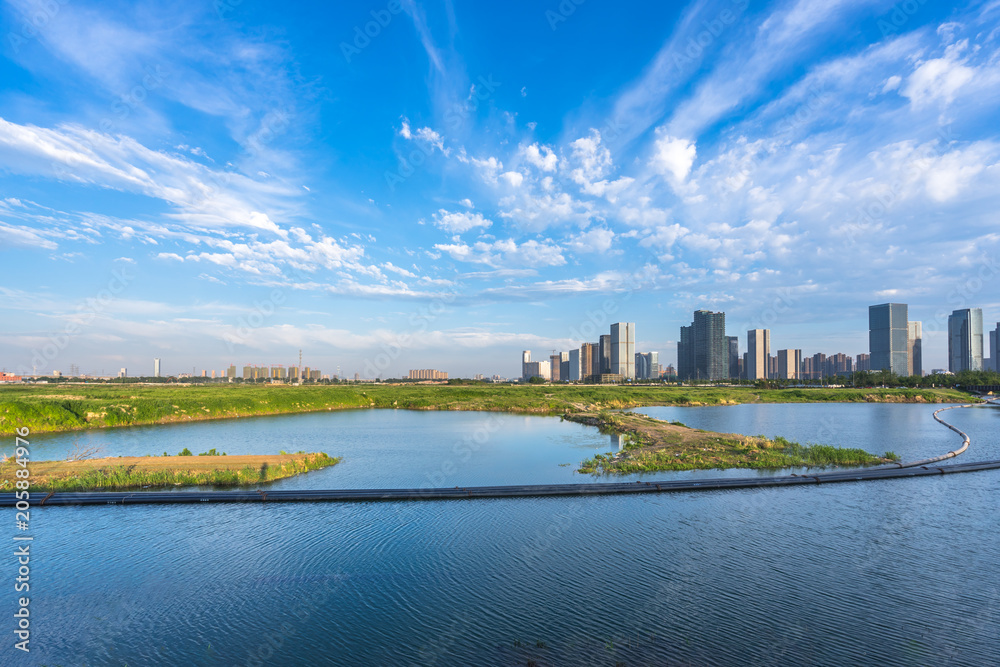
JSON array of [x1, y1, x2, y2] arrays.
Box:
[[520, 143, 558, 172], [501, 171, 524, 187], [650, 130, 697, 182], [434, 238, 565, 268], [901, 41, 975, 108], [566, 227, 614, 253], [430, 209, 493, 234]]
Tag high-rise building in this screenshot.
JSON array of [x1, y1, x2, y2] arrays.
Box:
[[678, 311, 728, 381], [581, 342, 599, 379], [153, 358, 161, 377], [776, 349, 801, 380], [119, 368, 127, 378], [989, 323, 999, 372], [522, 361, 550, 381], [855, 354, 870, 371], [521, 351, 531, 381], [599, 335, 612, 374], [948, 308, 984, 372], [727, 336, 739, 379], [549, 354, 561, 382], [678, 325, 694, 380], [811, 352, 827, 380], [828, 353, 852, 376], [408, 369, 448, 380], [610, 323, 635, 379], [568, 349, 581, 381], [559, 351, 570, 382], [907, 321, 923, 377], [635, 352, 659, 380], [747, 329, 770, 380], [869, 303, 908, 375]]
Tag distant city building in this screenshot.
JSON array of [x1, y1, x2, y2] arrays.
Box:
[[559, 351, 571, 382], [119, 368, 127, 378], [907, 321, 923, 377], [776, 349, 801, 380], [211, 370, 217, 379], [990, 323, 1000, 372], [549, 354, 561, 382], [408, 369, 449, 380], [948, 308, 984, 372], [828, 353, 852, 377], [610, 323, 635, 379], [153, 358, 161, 378], [227, 365, 237, 379], [581, 342, 599, 379], [0, 373, 22, 383], [678, 310, 727, 381], [869, 303, 908, 375], [309, 370, 322, 381], [811, 352, 827, 380], [679, 325, 694, 380], [727, 336, 739, 379], [201, 370, 207, 377], [855, 353, 870, 372], [568, 349, 582, 381], [599, 335, 612, 374], [521, 351, 531, 381], [747, 329, 770, 380], [635, 352, 659, 380], [522, 361, 550, 381], [287, 366, 298, 382]]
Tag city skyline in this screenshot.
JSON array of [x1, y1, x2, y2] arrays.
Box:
[[3, 1, 1000, 378]]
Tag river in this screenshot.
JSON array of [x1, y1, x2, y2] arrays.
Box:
[[13, 403, 1000, 665]]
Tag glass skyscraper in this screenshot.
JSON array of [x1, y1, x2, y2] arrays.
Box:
[[948, 308, 983, 372], [869, 303, 908, 375]]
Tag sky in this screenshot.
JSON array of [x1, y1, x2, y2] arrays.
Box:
[[1, 0, 1000, 379]]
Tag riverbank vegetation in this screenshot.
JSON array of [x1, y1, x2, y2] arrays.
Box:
[[570, 412, 896, 474], [0, 452, 339, 492], [0, 383, 970, 435]]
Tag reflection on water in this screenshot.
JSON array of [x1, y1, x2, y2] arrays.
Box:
[[21, 404, 1000, 665]]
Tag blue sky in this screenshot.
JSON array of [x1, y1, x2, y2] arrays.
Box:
[[2, 0, 999, 378]]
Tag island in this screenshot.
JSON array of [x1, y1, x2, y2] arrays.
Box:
[[0, 451, 339, 492]]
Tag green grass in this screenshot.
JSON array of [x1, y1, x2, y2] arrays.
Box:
[[18, 452, 340, 492], [579, 432, 895, 474], [0, 383, 969, 435]]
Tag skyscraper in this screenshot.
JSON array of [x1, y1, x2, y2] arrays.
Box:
[[550, 354, 561, 382], [635, 352, 659, 380], [948, 308, 984, 372], [869, 303, 908, 375], [679, 311, 727, 381], [610, 323, 635, 379], [990, 323, 1000, 372], [777, 349, 801, 380], [153, 358, 161, 378], [599, 335, 612, 374], [727, 336, 739, 379], [678, 325, 694, 380], [521, 351, 531, 381], [747, 329, 771, 380], [581, 342, 599, 380], [568, 349, 582, 381], [907, 321, 922, 377]]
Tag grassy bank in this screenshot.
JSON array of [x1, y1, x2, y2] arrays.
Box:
[[0, 452, 339, 492], [571, 412, 895, 474], [0, 383, 969, 436]]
